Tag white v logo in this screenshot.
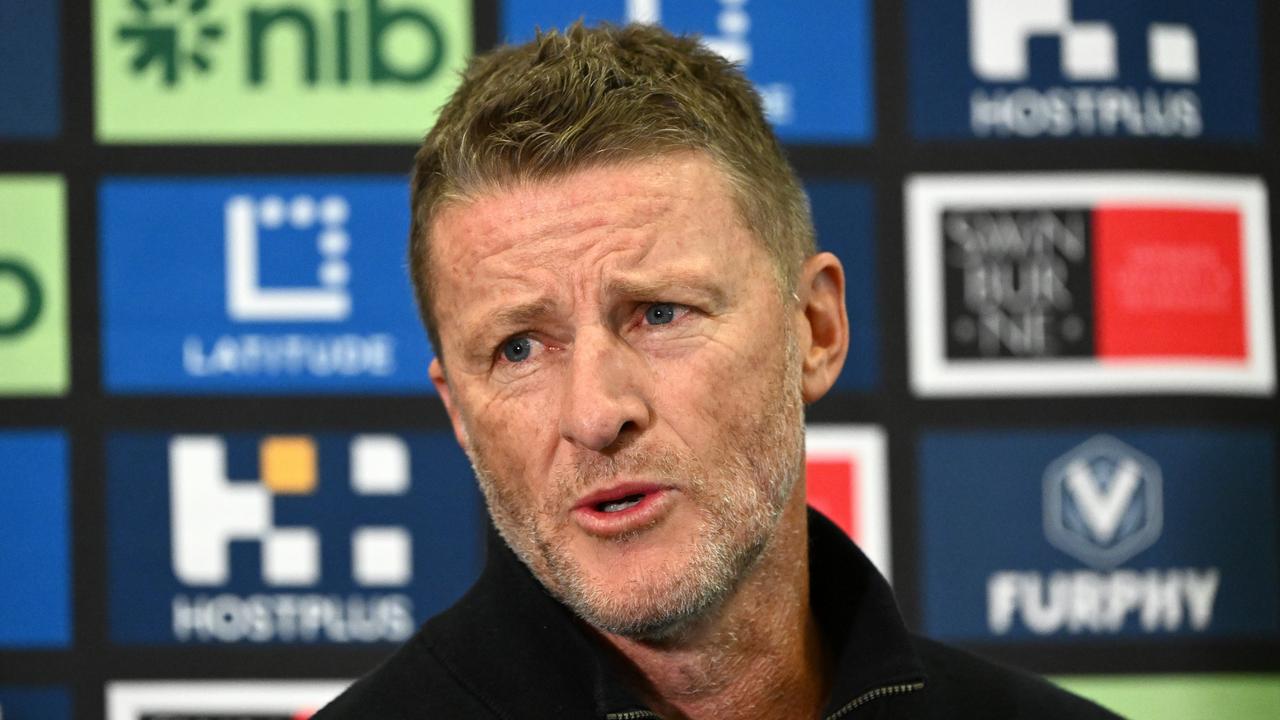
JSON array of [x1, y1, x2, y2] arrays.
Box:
[[1064, 458, 1141, 544]]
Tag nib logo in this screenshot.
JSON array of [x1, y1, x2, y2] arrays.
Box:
[[95, 0, 471, 142], [117, 0, 224, 86]]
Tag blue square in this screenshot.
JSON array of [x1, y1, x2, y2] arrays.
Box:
[[0, 0, 61, 138], [806, 181, 878, 390], [0, 687, 72, 719], [0, 431, 71, 647]]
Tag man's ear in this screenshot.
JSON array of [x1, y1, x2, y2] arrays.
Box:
[[794, 252, 849, 404], [429, 357, 470, 450]]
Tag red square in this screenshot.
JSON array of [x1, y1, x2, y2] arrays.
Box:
[[806, 458, 859, 541], [1093, 206, 1247, 360]]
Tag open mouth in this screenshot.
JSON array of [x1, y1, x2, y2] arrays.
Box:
[[571, 483, 672, 535], [596, 493, 646, 513]]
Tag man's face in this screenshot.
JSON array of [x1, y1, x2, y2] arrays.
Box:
[[427, 152, 805, 639]]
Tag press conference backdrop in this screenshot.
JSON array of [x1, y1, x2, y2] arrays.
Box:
[[1, 0, 1277, 717]]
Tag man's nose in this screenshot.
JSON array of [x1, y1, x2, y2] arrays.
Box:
[[558, 327, 651, 453]]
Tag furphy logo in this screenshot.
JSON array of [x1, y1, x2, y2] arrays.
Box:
[[0, 0, 61, 138], [94, 0, 471, 142], [908, 0, 1258, 140], [0, 176, 68, 395], [805, 426, 891, 582], [502, 0, 873, 143], [100, 178, 435, 394], [0, 432, 70, 648], [920, 430, 1278, 641], [107, 681, 345, 720], [907, 174, 1274, 396], [1042, 436, 1161, 569], [107, 431, 483, 644]]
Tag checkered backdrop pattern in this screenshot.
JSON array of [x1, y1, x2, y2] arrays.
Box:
[[1, 1, 1277, 717]]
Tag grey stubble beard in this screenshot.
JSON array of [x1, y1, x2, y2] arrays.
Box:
[[465, 330, 805, 642]]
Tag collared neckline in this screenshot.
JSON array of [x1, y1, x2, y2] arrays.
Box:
[[424, 508, 926, 719]]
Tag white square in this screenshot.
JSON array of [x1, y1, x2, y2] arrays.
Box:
[[353, 526, 412, 586], [263, 528, 319, 586], [351, 434, 409, 495], [1062, 23, 1116, 80], [1149, 24, 1198, 83]]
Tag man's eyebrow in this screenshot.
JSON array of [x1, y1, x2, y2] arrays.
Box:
[[606, 270, 728, 305], [474, 299, 558, 339]]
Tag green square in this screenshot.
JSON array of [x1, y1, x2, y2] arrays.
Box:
[[0, 176, 68, 395], [94, 0, 472, 143]]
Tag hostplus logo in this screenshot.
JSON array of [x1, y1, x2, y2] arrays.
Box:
[[908, 0, 1258, 141], [988, 436, 1219, 636], [115, 0, 446, 88], [169, 434, 415, 643], [968, 0, 1202, 138]]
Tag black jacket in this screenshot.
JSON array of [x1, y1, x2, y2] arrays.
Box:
[[316, 510, 1119, 719]]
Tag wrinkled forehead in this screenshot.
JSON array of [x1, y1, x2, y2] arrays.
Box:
[[427, 153, 751, 281]]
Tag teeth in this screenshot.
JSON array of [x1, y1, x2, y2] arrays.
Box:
[[600, 494, 644, 513]]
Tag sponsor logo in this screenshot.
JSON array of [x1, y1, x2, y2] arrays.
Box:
[[1055, 674, 1280, 719], [106, 681, 345, 720], [806, 182, 878, 390], [0, 176, 68, 395], [0, 0, 60, 138], [908, 0, 1258, 140], [93, 0, 471, 142], [907, 174, 1274, 395], [805, 425, 891, 581], [107, 431, 483, 644], [0, 432, 70, 647], [99, 178, 434, 394], [502, 0, 873, 143], [0, 687, 72, 720], [920, 429, 1278, 640]]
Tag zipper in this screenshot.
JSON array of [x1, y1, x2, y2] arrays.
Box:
[[823, 680, 926, 719], [604, 680, 924, 720]]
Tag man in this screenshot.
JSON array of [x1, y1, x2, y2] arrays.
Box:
[[317, 23, 1117, 720]]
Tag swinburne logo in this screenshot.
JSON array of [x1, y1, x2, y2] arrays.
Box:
[[107, 431, 483, 645], [106, 681, 346, 720], [907, 174, 1274, 396], [988, 436, 1218, 636]]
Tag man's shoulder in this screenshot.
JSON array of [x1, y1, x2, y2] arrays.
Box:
[[907, 635, 1121, 719], [311, 615, 498, 719]]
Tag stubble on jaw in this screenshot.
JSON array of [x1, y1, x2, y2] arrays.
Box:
[[461, 325, 806, 644]]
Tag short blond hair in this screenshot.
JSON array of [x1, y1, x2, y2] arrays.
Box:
[[409, 22, 814, 357]]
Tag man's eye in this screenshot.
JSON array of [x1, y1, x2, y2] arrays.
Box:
[[644, 303, 678, 325], [500, 336, 533, 362]]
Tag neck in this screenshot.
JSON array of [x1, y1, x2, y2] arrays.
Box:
[[598, 491, 830, 720]]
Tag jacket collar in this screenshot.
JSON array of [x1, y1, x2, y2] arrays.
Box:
[[423, 508, 926, 719]]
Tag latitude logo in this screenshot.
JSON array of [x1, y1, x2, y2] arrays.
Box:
[[94, 0, 472, 142], [1042, 435, 1162, 569]]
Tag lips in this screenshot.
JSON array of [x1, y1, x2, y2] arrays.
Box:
[[571, 482, 674, 537]]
